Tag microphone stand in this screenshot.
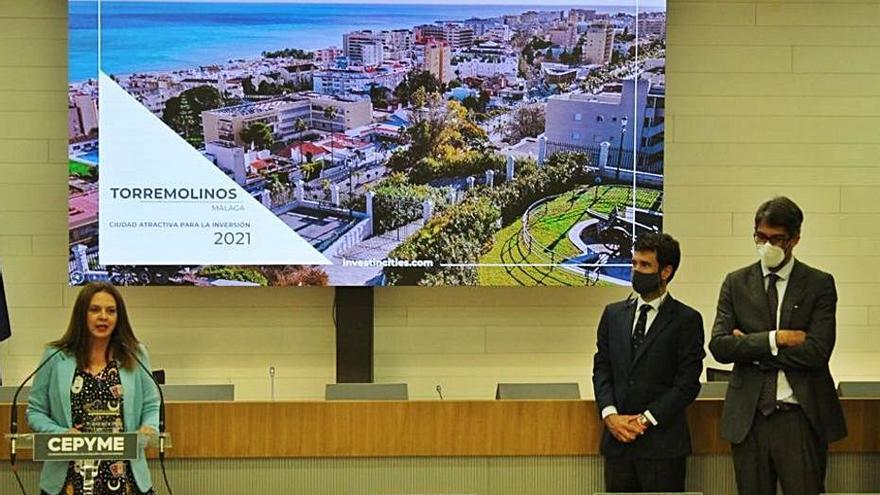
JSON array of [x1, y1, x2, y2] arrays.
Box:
[[126, 345, 173, 495], [9, 347, 64, 495]]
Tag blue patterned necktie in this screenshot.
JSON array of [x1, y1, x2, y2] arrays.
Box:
[[632, 304, 652, 353]]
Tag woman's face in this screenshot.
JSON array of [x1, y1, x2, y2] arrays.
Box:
[[86, 291, 118, 342]]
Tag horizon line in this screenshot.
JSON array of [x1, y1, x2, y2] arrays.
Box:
[[73, 0, 664, 5]]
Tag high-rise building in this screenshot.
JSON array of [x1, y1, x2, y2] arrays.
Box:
[[638, 14, 667, 39], [415, 24, 475, 49], [445, 24, 475, 49], [72, 94, 98, 136], [548, 25, 577, 49], [384, 29, 415, 60], [463, 17, 500, 37], [567, 9, 596, 25], [537, 11, 565, 23], [343, 31, 386, 66], [423, 39, 453, 84], [415, 24, 445, 43], [582, 22, 615, 65], [360, 42, 384, 68]]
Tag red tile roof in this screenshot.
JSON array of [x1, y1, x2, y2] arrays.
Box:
[[68, 190, 98, 230]]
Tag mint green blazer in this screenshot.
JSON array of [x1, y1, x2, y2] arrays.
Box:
[[26, 344, 160, 494]]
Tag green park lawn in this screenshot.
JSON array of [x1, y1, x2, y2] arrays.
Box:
[[69, 159, 95, 178], [477, 185, 661, 286]]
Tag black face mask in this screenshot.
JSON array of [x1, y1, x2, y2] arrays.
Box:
[[631, 270, 661, 296]]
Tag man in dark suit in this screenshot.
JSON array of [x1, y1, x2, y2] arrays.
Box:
[[593, 232, 705, 492], [709, 196, 846, 495]]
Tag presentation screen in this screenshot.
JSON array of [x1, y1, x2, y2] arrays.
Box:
[[67, 1, 666, 287]]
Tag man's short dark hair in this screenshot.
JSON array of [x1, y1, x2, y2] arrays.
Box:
[[754, 196, 804, 238], [633, 232, 681, 283]]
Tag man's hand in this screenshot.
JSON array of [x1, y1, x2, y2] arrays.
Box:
[[603, 414, 646, 443], [733, 328, 807, 348], [776, 330, 807, 348]]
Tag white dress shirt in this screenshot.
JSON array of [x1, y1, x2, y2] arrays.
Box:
[[763, 257, 798, 404], [600, 291, 669, 426]]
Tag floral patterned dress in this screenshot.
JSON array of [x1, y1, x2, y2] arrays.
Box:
[[57, 361, 154, 495]]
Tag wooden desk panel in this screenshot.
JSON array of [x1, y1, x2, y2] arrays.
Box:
[[1, 400, 876, 459]]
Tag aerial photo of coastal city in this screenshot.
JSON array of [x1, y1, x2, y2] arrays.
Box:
[[68, 0, 666, 287]]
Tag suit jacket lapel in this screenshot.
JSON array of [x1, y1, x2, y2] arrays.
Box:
[[57, 353, 76, 428], [620, 299, 636, 367], [747, 262, 774, 331], [780, 259, 807, 330], [630, 297, 677, 369]]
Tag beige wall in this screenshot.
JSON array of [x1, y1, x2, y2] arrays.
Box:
[[1, 0, 879, 400]]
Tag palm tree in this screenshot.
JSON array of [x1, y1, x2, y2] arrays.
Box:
[[321, 179, 332, 200], [294, 118, 308, 166], [240, 122, 273, 150], [353, 170, 364, 188], [323, 106, 339, 169]]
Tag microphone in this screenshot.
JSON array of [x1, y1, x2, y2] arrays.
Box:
[[123, 343, 173, 495], [435, 384, 444, 400], [268, 366, 276, 401], [10, 347, 65, 468]]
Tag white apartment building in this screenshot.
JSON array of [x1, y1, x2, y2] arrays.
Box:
[[638, 14, 667, 39], [545, 76, 665, 170], [313, 65, 408, 96], [582, 22, 615, 65], [202, 94, 373, 148]]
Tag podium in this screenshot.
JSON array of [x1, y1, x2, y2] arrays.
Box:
[[5, 432, 171, 461]]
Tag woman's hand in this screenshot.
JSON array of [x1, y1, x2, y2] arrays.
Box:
[[138, 425, 158, 437], [65, 428, 80, 434]]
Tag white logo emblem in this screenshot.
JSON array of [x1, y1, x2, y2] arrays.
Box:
[[71, 375, 84, 394]]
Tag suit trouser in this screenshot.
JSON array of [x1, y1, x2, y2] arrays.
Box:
[[604, 455, 686, 492], [731, 407, 827, 495]]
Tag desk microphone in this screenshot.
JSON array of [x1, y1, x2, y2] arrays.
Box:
[[269, 366, 276, 401], [435, 384, 444, 400]]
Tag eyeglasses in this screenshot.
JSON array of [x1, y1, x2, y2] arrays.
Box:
[[753, 231, 789, 247]]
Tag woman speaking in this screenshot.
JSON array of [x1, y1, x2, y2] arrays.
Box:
[[26, 282, 159, 495]]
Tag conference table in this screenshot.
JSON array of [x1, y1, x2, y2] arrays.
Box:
[[1, 399, 877, 494], [2, 398, 877, 458]]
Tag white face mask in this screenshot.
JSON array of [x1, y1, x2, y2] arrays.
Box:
[[756, 242, 786, 269]]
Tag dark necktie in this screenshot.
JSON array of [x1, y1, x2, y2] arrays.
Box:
[[758, 273, 781, 416], [632, 304, 652, 353]]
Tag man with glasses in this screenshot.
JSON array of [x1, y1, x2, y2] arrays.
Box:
[[709, 196, 846, 495]]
